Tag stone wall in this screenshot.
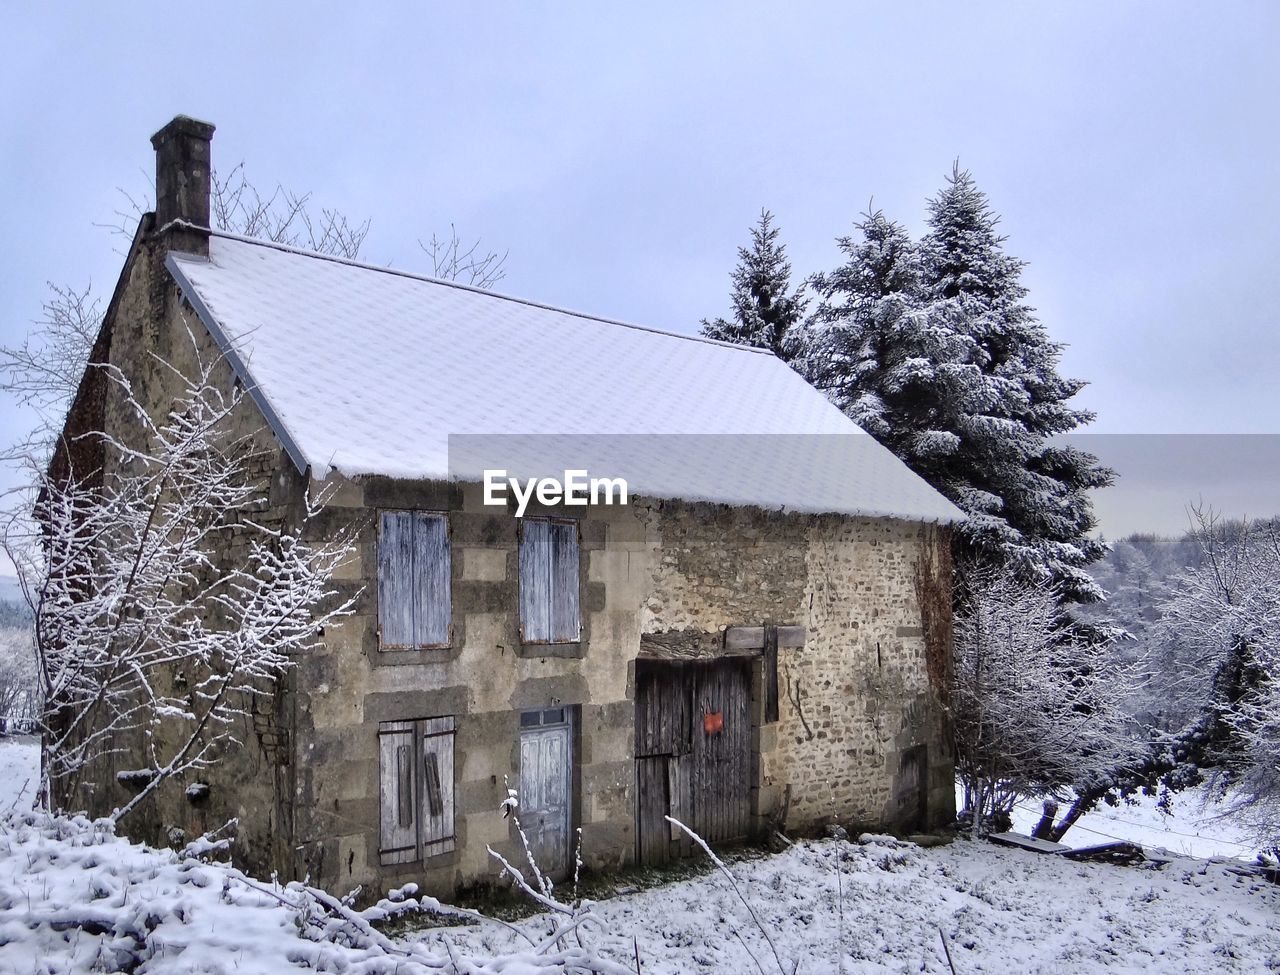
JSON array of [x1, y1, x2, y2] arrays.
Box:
[[293, 491, 953, 899], [641, 504, 954, 837], [290, 483, 652, 896]]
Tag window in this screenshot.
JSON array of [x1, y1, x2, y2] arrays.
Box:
[[519, 707, 567, 728], [519, 517, 580, 644], [378, 511, 451, 649], [378, 716, 456, 864]]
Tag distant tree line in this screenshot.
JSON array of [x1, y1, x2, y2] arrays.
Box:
[[0, 592, 36, 729]]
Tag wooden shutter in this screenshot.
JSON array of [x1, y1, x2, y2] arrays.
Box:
[[550, 520, 581, 643], [379, 510, 451, 650], [378, 512, 416, 648], [378, 720, 418, 864], [420, 716, 456, 856], [379, 717, 456, 864], [413, 512, 451, 647], [519, 519, 552, 642]]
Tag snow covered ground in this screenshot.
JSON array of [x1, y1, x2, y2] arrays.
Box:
[[1, 735, 1275, 974], [416, 837, 1279, 974], [0, 735, 38, 813]]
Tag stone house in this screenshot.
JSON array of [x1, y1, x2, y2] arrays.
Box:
[[56, 116, 963, 898]]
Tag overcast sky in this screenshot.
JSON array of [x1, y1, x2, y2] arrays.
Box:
[[1, 2, 1277, 557]]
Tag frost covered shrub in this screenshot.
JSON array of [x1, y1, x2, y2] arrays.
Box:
[[952, 565, 1140, 833], [6, 340, 357, 824], [1157, 512, 1280, 848]]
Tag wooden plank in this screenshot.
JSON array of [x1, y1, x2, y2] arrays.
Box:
[[377, 511, 416, 649], [519, 519, 551, 642], [987, 832, 1071, 855], [1060, 841, 1146, 865], [690, 658, 752, 844], [724, 625, 806, 651], [635, 660, 689, 757], [421, 715, 457, 736], [667, 753, 693, 846], [413, 512, 452, 647], [420, 716, 456, 855], [378, 721, 417, 864], [693, 663, 713, 841], [638, 629, 728, 660], [733, 658, 751, 838], [550, 519, 581, 643], [635, 756, 670, 866], [763, 624, 779, 724]]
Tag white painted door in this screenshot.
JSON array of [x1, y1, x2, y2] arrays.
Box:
[[519, 708, 572, 880]]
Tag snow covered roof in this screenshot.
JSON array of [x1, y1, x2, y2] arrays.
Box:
[[166, 232, 962, 523]]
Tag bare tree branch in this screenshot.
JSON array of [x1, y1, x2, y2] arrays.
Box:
[[420, 224, 508, 289], [4, 335, 357, 819]]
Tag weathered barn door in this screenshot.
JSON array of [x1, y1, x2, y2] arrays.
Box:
[[519, 708, 573, 879], [635, 659, 752, 865], [634, 662, 691, 866], [690, 660, 752, 843]]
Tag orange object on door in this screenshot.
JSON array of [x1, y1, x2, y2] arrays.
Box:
[[703, 711, 724, 735]]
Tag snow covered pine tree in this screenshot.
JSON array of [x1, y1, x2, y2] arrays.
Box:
[[702, 209, 809, 363], [813, 168, 1113, 603], [800, 175, 1135, 838], [807, 209, 980, 464]]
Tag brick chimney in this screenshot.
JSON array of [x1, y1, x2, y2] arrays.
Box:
[[150, 115, 215, 255]]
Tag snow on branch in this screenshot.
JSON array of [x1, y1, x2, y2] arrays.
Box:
[[4, 336, 358, 822], [1, 809, 638, 975], [1155, 507, 1280, 845], [952, 562, 1146, 834]]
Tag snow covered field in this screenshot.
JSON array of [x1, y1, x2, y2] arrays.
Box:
[[1, 735, 1276, 974]]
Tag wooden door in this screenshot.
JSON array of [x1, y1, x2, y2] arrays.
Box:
[[634, 661, 691, 865], [691, 660, 752, 844], [519, 708, 573, 879], [635, 659, 752, 865]]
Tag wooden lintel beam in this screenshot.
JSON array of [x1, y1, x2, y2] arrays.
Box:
[[723, 625, 806, 651]]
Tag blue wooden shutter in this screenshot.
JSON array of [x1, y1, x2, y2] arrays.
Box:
[[420, 716, 456, 856], [520, 519, 552, 642], [550, 520, 581, 643], [378, 721, 418, 864], [378, 512, 416, 648], [413, 512, 451, 647]]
